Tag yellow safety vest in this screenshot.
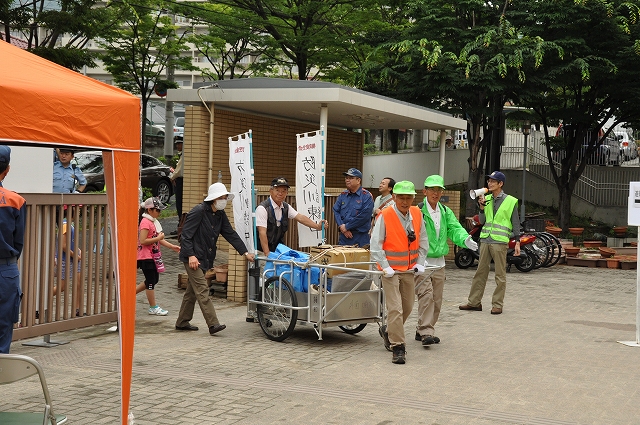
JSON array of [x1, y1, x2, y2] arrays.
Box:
[[479, 194, 517, 243]]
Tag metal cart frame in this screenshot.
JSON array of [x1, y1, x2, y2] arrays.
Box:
[[248, 256, 385, 341]]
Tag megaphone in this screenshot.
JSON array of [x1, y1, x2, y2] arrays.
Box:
[[469, 188, 488, 200]]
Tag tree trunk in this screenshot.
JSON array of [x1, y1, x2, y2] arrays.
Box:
[[558, 185, 573, 231], [389, 129, 399, 153], [412, 129, 423, 152]]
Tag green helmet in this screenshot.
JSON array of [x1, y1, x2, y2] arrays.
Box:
[[393, 180, 417, 195], [424, 175, 445, 189]]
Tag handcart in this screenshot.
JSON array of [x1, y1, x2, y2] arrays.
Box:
[[247, 256, 438, 342], [247, 255, 383, 341]]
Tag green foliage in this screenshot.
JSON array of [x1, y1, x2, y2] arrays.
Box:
[[363, 144, 377, 155], [99, 0, 196, 149], [3, 0, 113, 70], [158, 155, 179, 168]]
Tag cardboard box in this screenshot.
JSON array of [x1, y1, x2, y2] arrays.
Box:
[[309, 246, 370, 277]]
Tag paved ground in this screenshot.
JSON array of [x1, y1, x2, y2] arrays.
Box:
[[3, 222, 640, 424]]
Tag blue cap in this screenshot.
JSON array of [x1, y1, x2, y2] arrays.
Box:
[[343, 168, 363, 179], [0, 146, 11, 164], [487, 171, 506, 183]]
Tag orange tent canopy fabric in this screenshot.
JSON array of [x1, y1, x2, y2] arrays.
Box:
[[0, 40, 140, 424]]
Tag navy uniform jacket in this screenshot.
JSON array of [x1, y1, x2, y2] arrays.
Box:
[[0, 183, 26, 259], [332, 186, 374, 234]]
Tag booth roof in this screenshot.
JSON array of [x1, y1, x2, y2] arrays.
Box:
[[167, 78, 465, 131]]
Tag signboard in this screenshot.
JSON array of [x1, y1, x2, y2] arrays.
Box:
[[229, 130, 255, 252], [628, 182, 640, 226], [295, 129, 325, 247]]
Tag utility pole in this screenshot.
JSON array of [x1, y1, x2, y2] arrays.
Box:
[[164, 13, 176, 157]]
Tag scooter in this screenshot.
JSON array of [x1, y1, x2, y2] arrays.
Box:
[[454, 214, 538, 272]]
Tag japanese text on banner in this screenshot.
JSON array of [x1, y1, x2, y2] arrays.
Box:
[[296, 130, 324, 247], [229, 131, 255, 252]]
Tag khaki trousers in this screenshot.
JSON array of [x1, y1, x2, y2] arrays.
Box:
[[468, 242, 508, 309], [382, 272, 416, 347], [175, 263, 220, 328], [415, 267, 445, 337]]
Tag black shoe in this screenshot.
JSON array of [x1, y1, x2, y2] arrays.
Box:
[[392, 344, 406, 364], [209, 324, 227, 335], [379, 325, 391, 352], [421, 335, 436, 346], [175, 324, 199, 331], [415, 331, 421, 341], [432, 336, 440, 344], [459, 304, 482, 311], [170, 230, 178, 235]]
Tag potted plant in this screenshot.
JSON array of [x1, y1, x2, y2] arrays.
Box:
[[613, 226, 628, 237], [568, 227, 584, 236]]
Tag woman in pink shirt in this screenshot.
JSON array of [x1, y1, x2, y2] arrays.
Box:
[[137, 197, 180, 315]]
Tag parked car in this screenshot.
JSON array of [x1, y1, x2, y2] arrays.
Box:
[[615, 132, 638, 160], [174, 116, 184, 139], [73, 151, 174, 203], [145, 118, 165, 137], [553, 125, 622, 166]]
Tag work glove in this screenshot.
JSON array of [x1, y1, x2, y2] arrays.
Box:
[[383, 266, 395, 278], [465, 236, 478, 251], [414, 264, 426, 275]]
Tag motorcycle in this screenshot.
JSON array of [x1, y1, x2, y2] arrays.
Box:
[[454, 214, 538, 272]]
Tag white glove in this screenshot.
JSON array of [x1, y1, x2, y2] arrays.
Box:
[[414, 264, 426, 275], [465, 236, 478, 251], [383, 266, 395, 278]]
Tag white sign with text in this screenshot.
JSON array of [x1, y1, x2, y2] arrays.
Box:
[[229, 130, 255, 253], [295, 129, 325, 247]]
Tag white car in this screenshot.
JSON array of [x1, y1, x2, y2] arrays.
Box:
[[145, 118, 165, 137], [174, 116, 184, 139]]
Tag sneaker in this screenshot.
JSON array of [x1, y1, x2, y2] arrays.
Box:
[[432, 336, 440, 344], [392, 344, 406, 364], [148, 306, 168, 316], [379, 325, 391, 352], [421, 335, 436, 346]]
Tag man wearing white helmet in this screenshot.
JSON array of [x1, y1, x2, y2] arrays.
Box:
[[175, 183, 255, 335]]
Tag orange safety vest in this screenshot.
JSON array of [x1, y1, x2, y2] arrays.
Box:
[[379, 206, 423, 271]]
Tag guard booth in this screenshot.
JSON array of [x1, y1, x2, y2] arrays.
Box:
[[167, 78, 466, 302]]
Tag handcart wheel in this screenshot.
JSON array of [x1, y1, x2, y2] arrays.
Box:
[[257, 276, 298, 342], [339, 324, 367, 334]]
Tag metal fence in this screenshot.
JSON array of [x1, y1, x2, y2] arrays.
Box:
[[501, 131, 635, 207], [13, 193, 117, 343]]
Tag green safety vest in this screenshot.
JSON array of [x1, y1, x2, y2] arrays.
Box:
[[479, 194, 518, 243]]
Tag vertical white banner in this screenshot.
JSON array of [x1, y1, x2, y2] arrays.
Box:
[[229, 130, 255, 253], [296, 128, 325, 247]]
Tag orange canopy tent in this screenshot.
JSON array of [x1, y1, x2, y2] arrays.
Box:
[[0, 40, 139, 424]]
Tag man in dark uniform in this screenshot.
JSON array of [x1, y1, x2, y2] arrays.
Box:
[[0, 145, 26, 353], [332, 168, 374, 247], [255, 177, 327, 256]]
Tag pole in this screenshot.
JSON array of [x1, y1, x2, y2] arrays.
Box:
[[520, 122, 531, 221]]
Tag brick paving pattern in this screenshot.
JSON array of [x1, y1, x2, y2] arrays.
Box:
[[3, 224, 640, 424]]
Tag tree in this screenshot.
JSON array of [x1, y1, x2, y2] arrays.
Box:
[[358, 0, 559, 217], [169, 1, 264, 80], [1, 0, 114, 70], [509, 0, 640, 230], [215, 0, 373, 80], [99, 0, 195, 150]]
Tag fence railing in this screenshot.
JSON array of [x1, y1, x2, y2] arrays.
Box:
[[501, 132, 633, 207], [13, 193, 117, 343], [255, 186, 345, 250]]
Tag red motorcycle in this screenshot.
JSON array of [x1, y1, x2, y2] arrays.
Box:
[[454, 214, 538, 272]]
